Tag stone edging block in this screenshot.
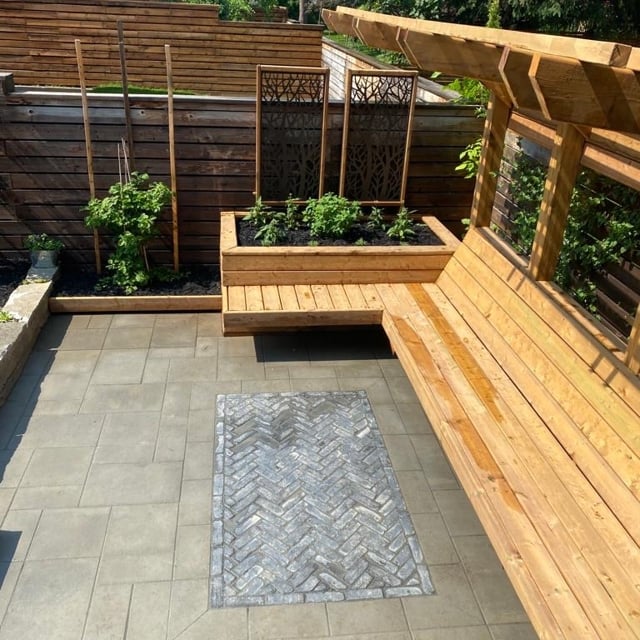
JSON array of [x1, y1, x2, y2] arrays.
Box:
[[0, 279, 53, 405]]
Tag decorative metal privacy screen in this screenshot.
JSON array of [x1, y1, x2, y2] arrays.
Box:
[[256, 65, 329, 203], [339, 70, 418, 205]]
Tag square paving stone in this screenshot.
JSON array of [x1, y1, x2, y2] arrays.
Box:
[[27, 507, 109, 559], [21, 447, 93, 487], [212, 391, 433, 608], [0, 557, 98, 640], [80, 462, 182, 506]]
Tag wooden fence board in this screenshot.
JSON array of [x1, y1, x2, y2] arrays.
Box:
[[0, 0, 318, 95]]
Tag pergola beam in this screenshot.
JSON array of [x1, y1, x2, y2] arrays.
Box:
[[331, 7, 632, 67], [353, 19, 402, 53], [499, 48, 541, 112], [322, 8, 640, 132], [398, 29, 504, 83], [321, 10, 357, 38], [529, 54, 640, 134]]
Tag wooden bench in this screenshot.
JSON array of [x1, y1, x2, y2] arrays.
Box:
[[377, 227, 640, 639], [221, 227, 640, 638]]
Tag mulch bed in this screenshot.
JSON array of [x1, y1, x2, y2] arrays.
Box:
[[52, 263, 222, 297], [237, 219, 442, 247], [0, 261, 31, 308]]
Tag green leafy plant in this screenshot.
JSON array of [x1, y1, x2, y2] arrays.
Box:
[[0, 310, 14, 323], [255, 217, 286, 246], [387, 207, 416, 242], [24, 233, 64, 252], [84, 171, 172, 294], [367, 206, 386, 231], [456, 138, 484, 180], [284, 195, 301, 230], [244, 196, 272, 228], [505, 148, 640, 318], [355, 237, 368, 246], [302, 193, 361, 238]]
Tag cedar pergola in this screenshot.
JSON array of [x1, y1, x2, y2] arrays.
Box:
[[322, 6, 640, 372]]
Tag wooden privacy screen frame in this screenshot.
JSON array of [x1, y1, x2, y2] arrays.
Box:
[[339, 69, 418, 207], [255, 65, 330, 204]]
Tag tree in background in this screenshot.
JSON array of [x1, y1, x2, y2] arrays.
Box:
[[182, 0, 277, 21], [359, 0, 640, 39]]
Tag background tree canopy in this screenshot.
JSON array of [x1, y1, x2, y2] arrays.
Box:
[[360, 0, 640, 40]]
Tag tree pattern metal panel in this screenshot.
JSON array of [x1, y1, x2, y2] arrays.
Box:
[[257, 66, 329, 202], [340, 71, 417, 205]]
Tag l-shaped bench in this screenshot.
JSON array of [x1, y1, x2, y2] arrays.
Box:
[[222, 226, 640, 639]]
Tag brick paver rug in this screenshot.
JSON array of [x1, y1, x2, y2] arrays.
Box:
[[211, 391, 433, 607]]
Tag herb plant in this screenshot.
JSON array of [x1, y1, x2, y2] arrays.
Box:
[[367, 206, 386, 231], [84, 171, 172, 294], [255, 217, 286, 246], [0, 310, 14, 323], [302, 193, 362, 238], [244, 196, 272, 228], [284, 195, 301, 230], [387, 207, 417, 242]]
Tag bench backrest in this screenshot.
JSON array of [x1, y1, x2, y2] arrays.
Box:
[[436, 227, 640, 544]]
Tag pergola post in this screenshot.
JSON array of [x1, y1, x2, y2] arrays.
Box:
[[626, 307, 640, 373], [529, 123, 585, 281], [469, 94, 511, 228]]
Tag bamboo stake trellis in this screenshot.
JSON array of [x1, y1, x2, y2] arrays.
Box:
[[75, 38, 102, 275], [165, 44, 180, 272]]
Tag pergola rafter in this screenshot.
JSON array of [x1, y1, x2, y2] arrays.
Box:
[[323, 6, 640, 135]]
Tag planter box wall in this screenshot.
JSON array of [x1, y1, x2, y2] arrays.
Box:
[[220, 212, 460, 286]]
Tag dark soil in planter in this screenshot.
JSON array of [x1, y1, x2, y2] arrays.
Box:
[[52, 263, 221, 297], [237, 219, 443, 247], [0, 260, 31, 308]]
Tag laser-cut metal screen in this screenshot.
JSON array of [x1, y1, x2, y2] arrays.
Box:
[[256, 66, 329, 203], [340, 70, 418, 206]]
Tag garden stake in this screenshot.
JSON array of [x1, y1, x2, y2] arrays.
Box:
[[117, 21, 136, 170], [75, 38, 102, 274], [165, 44, 180, 272]]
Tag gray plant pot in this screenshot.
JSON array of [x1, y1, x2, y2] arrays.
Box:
[[30, 250, 59, 269]]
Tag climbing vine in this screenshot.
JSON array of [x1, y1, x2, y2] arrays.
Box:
[[503, 148, 640, 319]]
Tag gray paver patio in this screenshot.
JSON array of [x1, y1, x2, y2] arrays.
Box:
[[0, 312, 536, 639]]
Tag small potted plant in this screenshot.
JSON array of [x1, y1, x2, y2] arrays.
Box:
[[24, 233, 64, 268]]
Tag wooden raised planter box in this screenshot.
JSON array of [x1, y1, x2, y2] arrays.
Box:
[[220, 212, 460, 286]]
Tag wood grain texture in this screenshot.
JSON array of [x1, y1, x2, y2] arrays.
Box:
[[1, 0, 308, 94], [529, 123, 585, 281]]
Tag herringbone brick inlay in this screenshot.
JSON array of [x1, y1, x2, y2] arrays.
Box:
[[211, 391, 433, 607]]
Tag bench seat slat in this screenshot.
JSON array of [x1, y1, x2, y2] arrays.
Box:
[[451, 240, 640, 444]]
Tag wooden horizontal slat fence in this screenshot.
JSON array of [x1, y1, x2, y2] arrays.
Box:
[[0, 0, 318, 95], [0, 88, 482, 266], [321, 39, 457, 104]]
